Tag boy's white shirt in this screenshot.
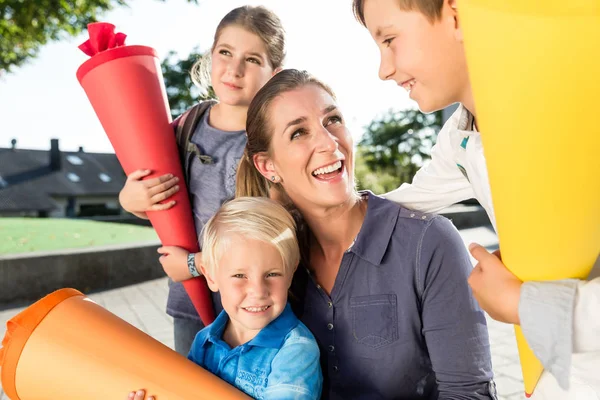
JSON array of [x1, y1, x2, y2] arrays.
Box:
[[382, 104, 497, 230], [383, 103, 600, 399]]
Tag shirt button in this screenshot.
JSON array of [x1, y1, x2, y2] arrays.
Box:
[[328, 345, 335, 352], [316, 284, 321, 289], [333, 365, 339, 372], [327, 323, 334, 330], [327, 301, 333, 308]]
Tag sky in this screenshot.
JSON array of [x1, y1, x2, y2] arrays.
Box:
[[0, 0, 416, 154]]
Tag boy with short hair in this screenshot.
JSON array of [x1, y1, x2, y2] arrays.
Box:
[[129, 197, 322, 400], [353, 0, 495, 227], [191, 197, 322, 400], [352, 0, 599, 397]]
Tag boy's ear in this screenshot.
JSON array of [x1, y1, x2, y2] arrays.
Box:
[[272, 66, 283, 76], [446, 0, 464, 41], [447, 0, 458, 15], [199, 264, 219, 292], [253, 152, 279, 182]]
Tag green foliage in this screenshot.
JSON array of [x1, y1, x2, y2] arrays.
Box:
[[161, 48, 217, 119], [0, 0, 197, 73], [355, 109, 442, 194], [354, 146, 402, 194]]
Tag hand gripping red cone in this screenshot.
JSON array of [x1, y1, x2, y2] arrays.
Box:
[[76, 22, 214, 325]]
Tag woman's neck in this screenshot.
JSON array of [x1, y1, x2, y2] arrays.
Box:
[[300, 194, 367, 261], [208, 102, 248, 132]]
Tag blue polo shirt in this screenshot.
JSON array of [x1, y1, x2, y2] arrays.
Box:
[[188, 303, 322, 399], [290, 192, 497, 400]]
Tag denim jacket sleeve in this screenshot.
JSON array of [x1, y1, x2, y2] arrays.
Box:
[[520, 276, 600, 390], [417, 216, 497, 399], [263, 329, 323, 400]]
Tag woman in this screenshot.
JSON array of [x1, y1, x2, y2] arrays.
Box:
[[235, 69, 497, 399]]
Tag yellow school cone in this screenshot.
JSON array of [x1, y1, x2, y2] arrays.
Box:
[[457, 0, 600, 396]]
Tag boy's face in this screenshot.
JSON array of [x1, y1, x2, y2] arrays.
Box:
[[362, 0, 471, 113], [204, 236, 293, 344]]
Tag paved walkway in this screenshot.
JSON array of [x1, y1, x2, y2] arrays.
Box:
[[0, 226, 529, 400]]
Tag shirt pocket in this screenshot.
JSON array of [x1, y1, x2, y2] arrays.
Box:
[[350, 294, 399, 349]]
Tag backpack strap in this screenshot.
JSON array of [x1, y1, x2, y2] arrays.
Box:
[[173, 100, 216, 181]]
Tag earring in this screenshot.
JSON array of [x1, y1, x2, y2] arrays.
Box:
[[271, 176, 276, 182]]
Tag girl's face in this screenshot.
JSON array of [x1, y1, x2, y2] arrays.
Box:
[[211, 25, 277, 107], [255, 84, 356, 212]]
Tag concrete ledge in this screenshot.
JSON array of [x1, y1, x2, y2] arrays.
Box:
[[0, 204, 493, 308], [0, 240, 163, 308]]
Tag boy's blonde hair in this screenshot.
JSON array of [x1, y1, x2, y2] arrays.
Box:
[[201, 197, 299, 277], [352, 0, 444, 25]]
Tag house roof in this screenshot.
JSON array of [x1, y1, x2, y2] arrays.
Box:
[[0, 184, 58, 212], [0, 146, 126, 212]]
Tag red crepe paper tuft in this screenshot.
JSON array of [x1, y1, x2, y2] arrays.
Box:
[[78, 22, 127, 57]]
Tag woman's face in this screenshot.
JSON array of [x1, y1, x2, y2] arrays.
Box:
[[258, 84, 355, 211]]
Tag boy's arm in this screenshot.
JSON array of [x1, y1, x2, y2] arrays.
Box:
[[263, 334, 322, 400], [383, 126, 475, 213], [519, 277, 600, 390], [469, 246, 600, 391]]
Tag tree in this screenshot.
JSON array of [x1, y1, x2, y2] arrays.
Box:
[[354, 146, 402, 194], [0, 0, 197, 73], [161, 49, 216, 119], [355, 109, 442, 194]]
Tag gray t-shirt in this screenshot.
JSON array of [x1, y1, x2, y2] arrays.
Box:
[[166, 104, 246, 320]]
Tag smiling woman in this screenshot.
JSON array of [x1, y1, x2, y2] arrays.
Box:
[[235, 73, 353, 207], [235, 69, 498, 399]]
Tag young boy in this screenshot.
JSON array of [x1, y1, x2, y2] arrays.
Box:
[[352, 0, 495, 227], [128, 197, 322, 400], [353, 0, 599, 397], [193, 197, 322, 399]]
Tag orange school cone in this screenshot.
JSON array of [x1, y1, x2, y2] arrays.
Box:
[[458, 0, 600, 395], [0, 289, 249, 400], [76, 23, 214, 326]]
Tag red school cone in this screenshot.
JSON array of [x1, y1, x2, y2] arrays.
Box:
[[76, 22, 214, 325]]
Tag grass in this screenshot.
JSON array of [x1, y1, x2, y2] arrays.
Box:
[[0, 218, 159, 255]]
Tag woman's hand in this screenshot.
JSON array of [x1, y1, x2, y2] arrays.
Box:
[[119, 169, 180, 217], [157, 246, 196, 282], [126, 389, 154, 400]]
